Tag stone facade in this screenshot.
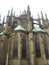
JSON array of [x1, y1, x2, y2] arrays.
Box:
[[0, 6, 49, 65]]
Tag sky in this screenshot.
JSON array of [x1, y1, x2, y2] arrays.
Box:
[[0, 0, 49, 21]]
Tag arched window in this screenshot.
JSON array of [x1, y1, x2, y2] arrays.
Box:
[[35, 38, 41, 58], [43, 38, 49, 59], [13, 37, 18, 57], [21, 36, 26, 59]]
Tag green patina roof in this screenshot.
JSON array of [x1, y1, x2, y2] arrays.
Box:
[[0, 32, 4, 35], [14, 25, 26, 31], [32, 26, 44, 32]]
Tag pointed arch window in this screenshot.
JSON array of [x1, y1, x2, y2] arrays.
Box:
[[21, 36, 26, 59], [13, 37, 18, 57], [43, 38, 49, 60], [35, 38, 41, 58]]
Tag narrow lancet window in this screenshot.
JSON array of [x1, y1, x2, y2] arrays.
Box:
[[43, 38, 49, 60], [35, 38, 41, 58], [13, 37, 18, 57], [21, 36, 26, 59]]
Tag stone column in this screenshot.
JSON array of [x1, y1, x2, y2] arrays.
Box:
[[6, 36, 11, 65], [45, 35, 49, 53], [29, 32, 35, 65], [6, 53, 9, 65], [18, 32, 22, 65], [10, 33, 15, 58], [2, 35, 8, 65], [0, 37, 2, 65], [38, 34, 47, 65]]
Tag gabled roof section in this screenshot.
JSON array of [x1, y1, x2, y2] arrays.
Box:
[[32, 26, 44, 32], [14, 25, 26, 31], [0, 32, 4, 35]]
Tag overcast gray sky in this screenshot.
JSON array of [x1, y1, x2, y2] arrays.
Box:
[[0, 0, 49, 21]]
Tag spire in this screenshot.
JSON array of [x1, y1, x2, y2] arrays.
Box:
[[45, 13, 48, 20], [27, 5, 30, 11], [14, 11, 15, 17], [45, 13, 49, 27], [41, 11, 44, 20], [11, 7, 13, 17], [41, 11, 45, 29], [2, 16, 5, 25], [20, 11, 21, 15], [0, 14, 1, 22], [27, 5, 31, 17], [7, 10, 10, 16], [38, 14, 44, 29], [38, 14, 41, 26], [10, 7, 14, 22], [38, 14, 40, 20]]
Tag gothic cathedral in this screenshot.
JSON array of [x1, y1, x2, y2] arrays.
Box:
[[0, 6, 49, 65]]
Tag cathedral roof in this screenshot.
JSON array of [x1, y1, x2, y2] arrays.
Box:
[[32, 26, 44, 32], [14, 25, 26, 31]]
